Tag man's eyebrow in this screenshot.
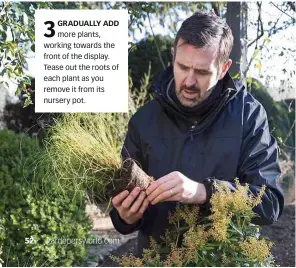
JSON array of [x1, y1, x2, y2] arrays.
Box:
[[177, 62, 211, 72]]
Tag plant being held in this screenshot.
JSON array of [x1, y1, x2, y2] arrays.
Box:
[[41, 74, 154, 203], [42, 113, 153, 203], [112, 179, 275, 267]]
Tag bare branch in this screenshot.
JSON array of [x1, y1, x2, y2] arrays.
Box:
[[244, 3, 284, 76], [267, 19, 295, 34], [247, 2, 295, 53], [247, 2, 264, 48], [279, 141, 296, 151], [284, 119, 296, 144], [270, 2, 295, 21], [128, 16, 135, 29]]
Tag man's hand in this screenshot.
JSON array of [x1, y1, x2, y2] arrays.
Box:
[[146, 171, 207, 205], [112, 187, 149, 225]]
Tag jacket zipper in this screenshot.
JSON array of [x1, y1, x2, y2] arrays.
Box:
[[190, 121, 198, 141]]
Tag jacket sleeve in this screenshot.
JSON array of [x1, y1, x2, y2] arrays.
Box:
[[109, 119, 145, 234], [202, 98, 284, 225]]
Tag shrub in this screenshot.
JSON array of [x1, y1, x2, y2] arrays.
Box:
[[112, 179, 275, 267], [129, 35, 172, 91], [0, 219, 3, 267], [248, 78, 295, 149], [0, 129, 92, 266]]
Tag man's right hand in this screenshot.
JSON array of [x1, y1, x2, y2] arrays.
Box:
[[112, 187, 150, 225]]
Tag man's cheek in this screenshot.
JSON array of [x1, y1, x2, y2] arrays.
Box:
[[175, 79, 183, 93], [203, 77, 215, 92]]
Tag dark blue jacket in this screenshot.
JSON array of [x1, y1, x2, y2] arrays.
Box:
[[110, 67, 284, 257]]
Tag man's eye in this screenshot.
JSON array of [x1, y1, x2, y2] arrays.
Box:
[[198, 71, 209, 75], [179, 65, 188, 71]]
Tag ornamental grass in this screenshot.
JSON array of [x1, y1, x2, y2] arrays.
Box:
[[40, 72, 153, 203]]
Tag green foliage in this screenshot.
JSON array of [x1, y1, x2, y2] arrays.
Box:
[[248, 78, 295, 150], [0, 1, 92, 106], [0, 129, 92, 266], [129, 35, 173, 91], [1, 1, 207, 105], [0, 221, 3, 266], [247, 78, 295, 201], [0, 2, 35, 105]]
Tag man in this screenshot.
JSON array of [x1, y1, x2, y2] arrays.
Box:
[[110, 11, 284, 257]]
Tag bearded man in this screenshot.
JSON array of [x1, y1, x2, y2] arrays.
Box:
[[110, 11, 284, 257]]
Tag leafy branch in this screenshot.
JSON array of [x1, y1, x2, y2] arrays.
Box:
[[147, 11, 166, 70]]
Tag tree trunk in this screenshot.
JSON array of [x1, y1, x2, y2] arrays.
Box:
[[226, 2, 248, 89], [226, 2, 241, 78]]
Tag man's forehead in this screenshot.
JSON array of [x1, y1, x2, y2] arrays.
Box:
[[175, 42, 219, 69]]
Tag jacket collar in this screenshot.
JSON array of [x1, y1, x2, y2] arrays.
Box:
[[152, 65, 243, 132], [152, 65, 242, 101]]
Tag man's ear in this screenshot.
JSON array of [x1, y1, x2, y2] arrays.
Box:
[[171, 47, 175, 62], [218, 59, 232, 80]]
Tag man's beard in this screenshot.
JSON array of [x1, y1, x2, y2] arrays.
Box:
[[176, 85, 202, 108]]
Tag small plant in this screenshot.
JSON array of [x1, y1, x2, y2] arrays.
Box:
[[42, 113, 154, 203], [41, 73, 153, 203], [111, 179, 275, 267]]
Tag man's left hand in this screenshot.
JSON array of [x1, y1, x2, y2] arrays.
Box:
[[145, 171, 207, 205]]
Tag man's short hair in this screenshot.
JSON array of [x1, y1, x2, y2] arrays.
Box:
[[174, 11, 234, 66]]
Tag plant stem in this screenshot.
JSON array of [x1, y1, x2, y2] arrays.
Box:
[[237, 215, 242, 230], [175, 220, 180, 247]]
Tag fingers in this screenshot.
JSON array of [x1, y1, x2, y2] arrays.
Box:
[[138, 198, 149, 215], [130, 191, 146, 213], [148, 180, 178, 204], [162, 186, 182, 202], [121, 187, 141, 209], [112, 190, 129, 208], [146, 173, 174, 195], [153, 185, 181, 204]]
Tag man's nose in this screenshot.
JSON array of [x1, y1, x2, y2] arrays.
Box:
[[184, 69, 196, 88]]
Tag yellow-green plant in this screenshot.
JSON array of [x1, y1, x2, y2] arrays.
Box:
[[112, 179, 275, 267], [42, 113, 123, 201], [41, 72, 153, 203]]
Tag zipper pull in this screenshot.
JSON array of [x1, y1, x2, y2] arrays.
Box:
[[190, 124, 196, 141]]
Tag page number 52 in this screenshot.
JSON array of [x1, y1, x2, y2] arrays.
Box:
[[44, 21, 55, 38]]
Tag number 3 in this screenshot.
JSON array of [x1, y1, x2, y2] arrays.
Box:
[[44, 21, 55, 38]]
